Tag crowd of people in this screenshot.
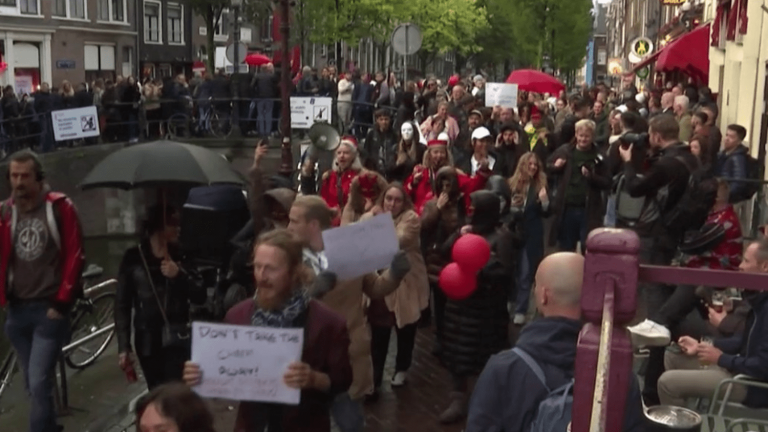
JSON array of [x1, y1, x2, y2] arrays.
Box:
[[2, 67, 768, 432]]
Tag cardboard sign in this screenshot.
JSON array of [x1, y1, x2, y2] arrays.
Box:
[[51, 106, 100, 141], [485, 83, 519, 108]]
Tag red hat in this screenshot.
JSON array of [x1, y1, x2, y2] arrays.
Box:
[[427, 139, 448, 148], [530, 104, 542, 118], [340, 135, 358, 149], [448, 74, 460, 87]]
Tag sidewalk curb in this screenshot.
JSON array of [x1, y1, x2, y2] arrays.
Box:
[[87, 387, 147, 432]]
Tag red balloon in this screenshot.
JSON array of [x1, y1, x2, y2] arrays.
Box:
[[439, 263, 478, 301], [452, 234, 491, 273]]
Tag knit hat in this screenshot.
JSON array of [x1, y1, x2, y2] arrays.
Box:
[[340, 135, 358, 151], [427, 139, 448, 148], [473, 74, 484, 82]]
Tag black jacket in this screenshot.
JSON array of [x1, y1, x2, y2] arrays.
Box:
[[251, 72, 279, 99], [115, 241, 206, 356], [361, 127, 398, 173]]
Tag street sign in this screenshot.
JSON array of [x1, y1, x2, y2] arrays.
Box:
[[637, 66, 650, 80], [391, 24, 422, 56], [51, 106, 100, 142], [225, 42, 248, 64], [630, 37, 654, 58], [290, 97, 333, 129]]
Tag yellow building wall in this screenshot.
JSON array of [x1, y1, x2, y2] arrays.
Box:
[[707, 0, 768, 160]]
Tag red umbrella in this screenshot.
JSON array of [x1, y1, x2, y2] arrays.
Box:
[[505, 69, 565, 95], [244, 53, 272, 66]]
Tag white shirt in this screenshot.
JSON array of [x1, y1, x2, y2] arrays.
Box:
[[471, 154, 496, 176]]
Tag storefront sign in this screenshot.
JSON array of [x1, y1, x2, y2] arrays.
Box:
[[630, 37, 654, 58], [56, 60, 76, 69], [51, 106, 100, 141], [637, 66, 650, 79]]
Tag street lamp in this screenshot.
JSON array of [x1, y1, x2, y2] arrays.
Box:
[[230, 0, 243, 137], [278, 0, 293, 178]]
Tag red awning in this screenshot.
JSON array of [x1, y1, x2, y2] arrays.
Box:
[[656, 23, 710, 80], [627, 49, 664, 75]]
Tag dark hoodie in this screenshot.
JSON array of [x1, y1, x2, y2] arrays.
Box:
[[441, 191, 514, 376], [466, 317, 646, 432]]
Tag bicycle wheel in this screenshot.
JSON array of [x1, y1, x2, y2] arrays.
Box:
[[208, 111, 232, 139], [0, 351, 17, 403], [166, 113, 189, 140], [65, 292, 116, 370]]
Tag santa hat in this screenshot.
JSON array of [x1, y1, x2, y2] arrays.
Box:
[[427, 139, 448, 148], [339, 135, 358, 151]]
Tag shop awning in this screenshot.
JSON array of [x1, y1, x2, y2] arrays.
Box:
[[656, 23, 711, 80], [627, 49, 664, 75]]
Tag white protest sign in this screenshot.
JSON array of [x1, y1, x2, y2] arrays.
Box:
[[191, 322, 303, 405], [322, 212, 399, 281], [290, 97, 333, 129], [485, 83, 519, 108], [51, 106, 100, 141]]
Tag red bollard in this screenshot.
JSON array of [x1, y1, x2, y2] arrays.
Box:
[[572, 228, 640, 432]]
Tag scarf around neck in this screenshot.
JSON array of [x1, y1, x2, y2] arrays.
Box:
[[251, 288, 310, 328]]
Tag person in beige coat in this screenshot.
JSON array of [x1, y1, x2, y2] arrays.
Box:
[[362, 182, 430, 399], [287, 195, 411, 432]]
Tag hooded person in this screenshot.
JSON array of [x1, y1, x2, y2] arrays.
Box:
[[340, 170, 388, 226], [300, 135, 362, 226], [405, 138, 490, 215], [438, 190, 515, 424]]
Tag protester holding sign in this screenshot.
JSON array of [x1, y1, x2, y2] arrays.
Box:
[[183, 229, 353, 432]]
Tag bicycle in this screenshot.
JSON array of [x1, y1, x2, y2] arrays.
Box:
[[0, 264, 117, 402], [166, 97, 232, 140]]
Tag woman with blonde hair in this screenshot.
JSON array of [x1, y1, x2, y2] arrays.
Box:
[[507, 152, 550, 325]]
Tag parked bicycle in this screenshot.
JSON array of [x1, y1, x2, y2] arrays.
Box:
[[0, 264, 117, 403]]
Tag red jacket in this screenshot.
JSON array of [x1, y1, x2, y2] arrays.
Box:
[[0, 192, 85, 308], [320, 168, 359, 226], [405, 165, 490, 215], [685, 205, 743, 270]]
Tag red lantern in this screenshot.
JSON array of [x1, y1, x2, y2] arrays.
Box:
[[452, 234, 491, 273], [439, 262, 478, 300]]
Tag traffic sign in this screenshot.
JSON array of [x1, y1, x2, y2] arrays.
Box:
[[225, 42, 248, 64], [392, 24, 422, 56]]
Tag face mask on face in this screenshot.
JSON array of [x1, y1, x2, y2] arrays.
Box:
[[401, 123, 414, 141]]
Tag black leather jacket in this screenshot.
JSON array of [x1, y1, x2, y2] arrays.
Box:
[[115, 241, 206, 356]]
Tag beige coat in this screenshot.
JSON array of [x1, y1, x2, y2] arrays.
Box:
[[361, 209, 429, 328], [320, 270, 399, 400]]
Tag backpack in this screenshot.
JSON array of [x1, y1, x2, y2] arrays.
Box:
[[512, 347, 574, 432]]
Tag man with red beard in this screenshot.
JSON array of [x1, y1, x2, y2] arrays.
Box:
[[183, 229, 353, 432], [405, 138, 491, 215]]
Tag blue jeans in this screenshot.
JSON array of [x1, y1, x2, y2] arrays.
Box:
[[558, 206, 587, 252], [4, 301, 70, 432], [256, 99, 274, 137], [515, 250, 533, 315], [331, 392, 364, 432]]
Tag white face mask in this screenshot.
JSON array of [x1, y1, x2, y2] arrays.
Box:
[[401, 123, 414, 141]]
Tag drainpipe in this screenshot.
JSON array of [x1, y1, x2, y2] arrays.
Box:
[[135, 0, 141, 78]]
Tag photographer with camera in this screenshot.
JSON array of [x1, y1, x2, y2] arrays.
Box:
[[616, 114, 714, 405], [546, 119, 611, 252]]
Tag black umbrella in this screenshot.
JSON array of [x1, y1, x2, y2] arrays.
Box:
[[79, 140, 245, 190]]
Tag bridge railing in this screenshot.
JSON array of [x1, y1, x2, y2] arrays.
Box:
[[575, 228, 768, 432]]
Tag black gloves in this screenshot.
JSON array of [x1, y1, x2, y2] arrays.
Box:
[[389, 250, 411, 281], [311, 271, 338, 298]]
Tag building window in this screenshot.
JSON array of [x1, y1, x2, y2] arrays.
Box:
[[84, 44, 115, 82], [159, 64, 172, 77], [0, 0, 15, 6], [214, 9, 228, 40], [260, 14, 273, 41], [20, 0, 38, 14], [144, 1, 161, 43], [53, 0, 86, 19], [98, 0, 124, 22], [167, 4, 183, 44]]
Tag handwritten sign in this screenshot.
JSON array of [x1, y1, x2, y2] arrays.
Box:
[[190, 322, 303, 405], [485, 83, 519, 108], [322, 212, 399, 281]]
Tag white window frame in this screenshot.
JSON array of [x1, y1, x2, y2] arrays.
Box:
[[166, 3, 184, 45], [143, 0, 162, 44], [52, 0, 88, 21], [19, 0, 41, 16], [97, 0, 127, 24], [214, 8, 229, 42]]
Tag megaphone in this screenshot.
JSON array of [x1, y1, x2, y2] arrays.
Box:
[[308, 122, 341, 151]]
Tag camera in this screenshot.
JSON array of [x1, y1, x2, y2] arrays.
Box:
[[579, 153, 606, 172], [619, 132, 649, 151]]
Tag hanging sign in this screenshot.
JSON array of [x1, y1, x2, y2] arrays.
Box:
[[661, 0, 686, 5], [630, 37, 654, 58], [637, 66, 650, 80]]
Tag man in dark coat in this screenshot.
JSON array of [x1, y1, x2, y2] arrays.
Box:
[[465, 252, 645, 432]]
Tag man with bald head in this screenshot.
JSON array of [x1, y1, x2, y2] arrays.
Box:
[[465, 253, 644, 432]]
